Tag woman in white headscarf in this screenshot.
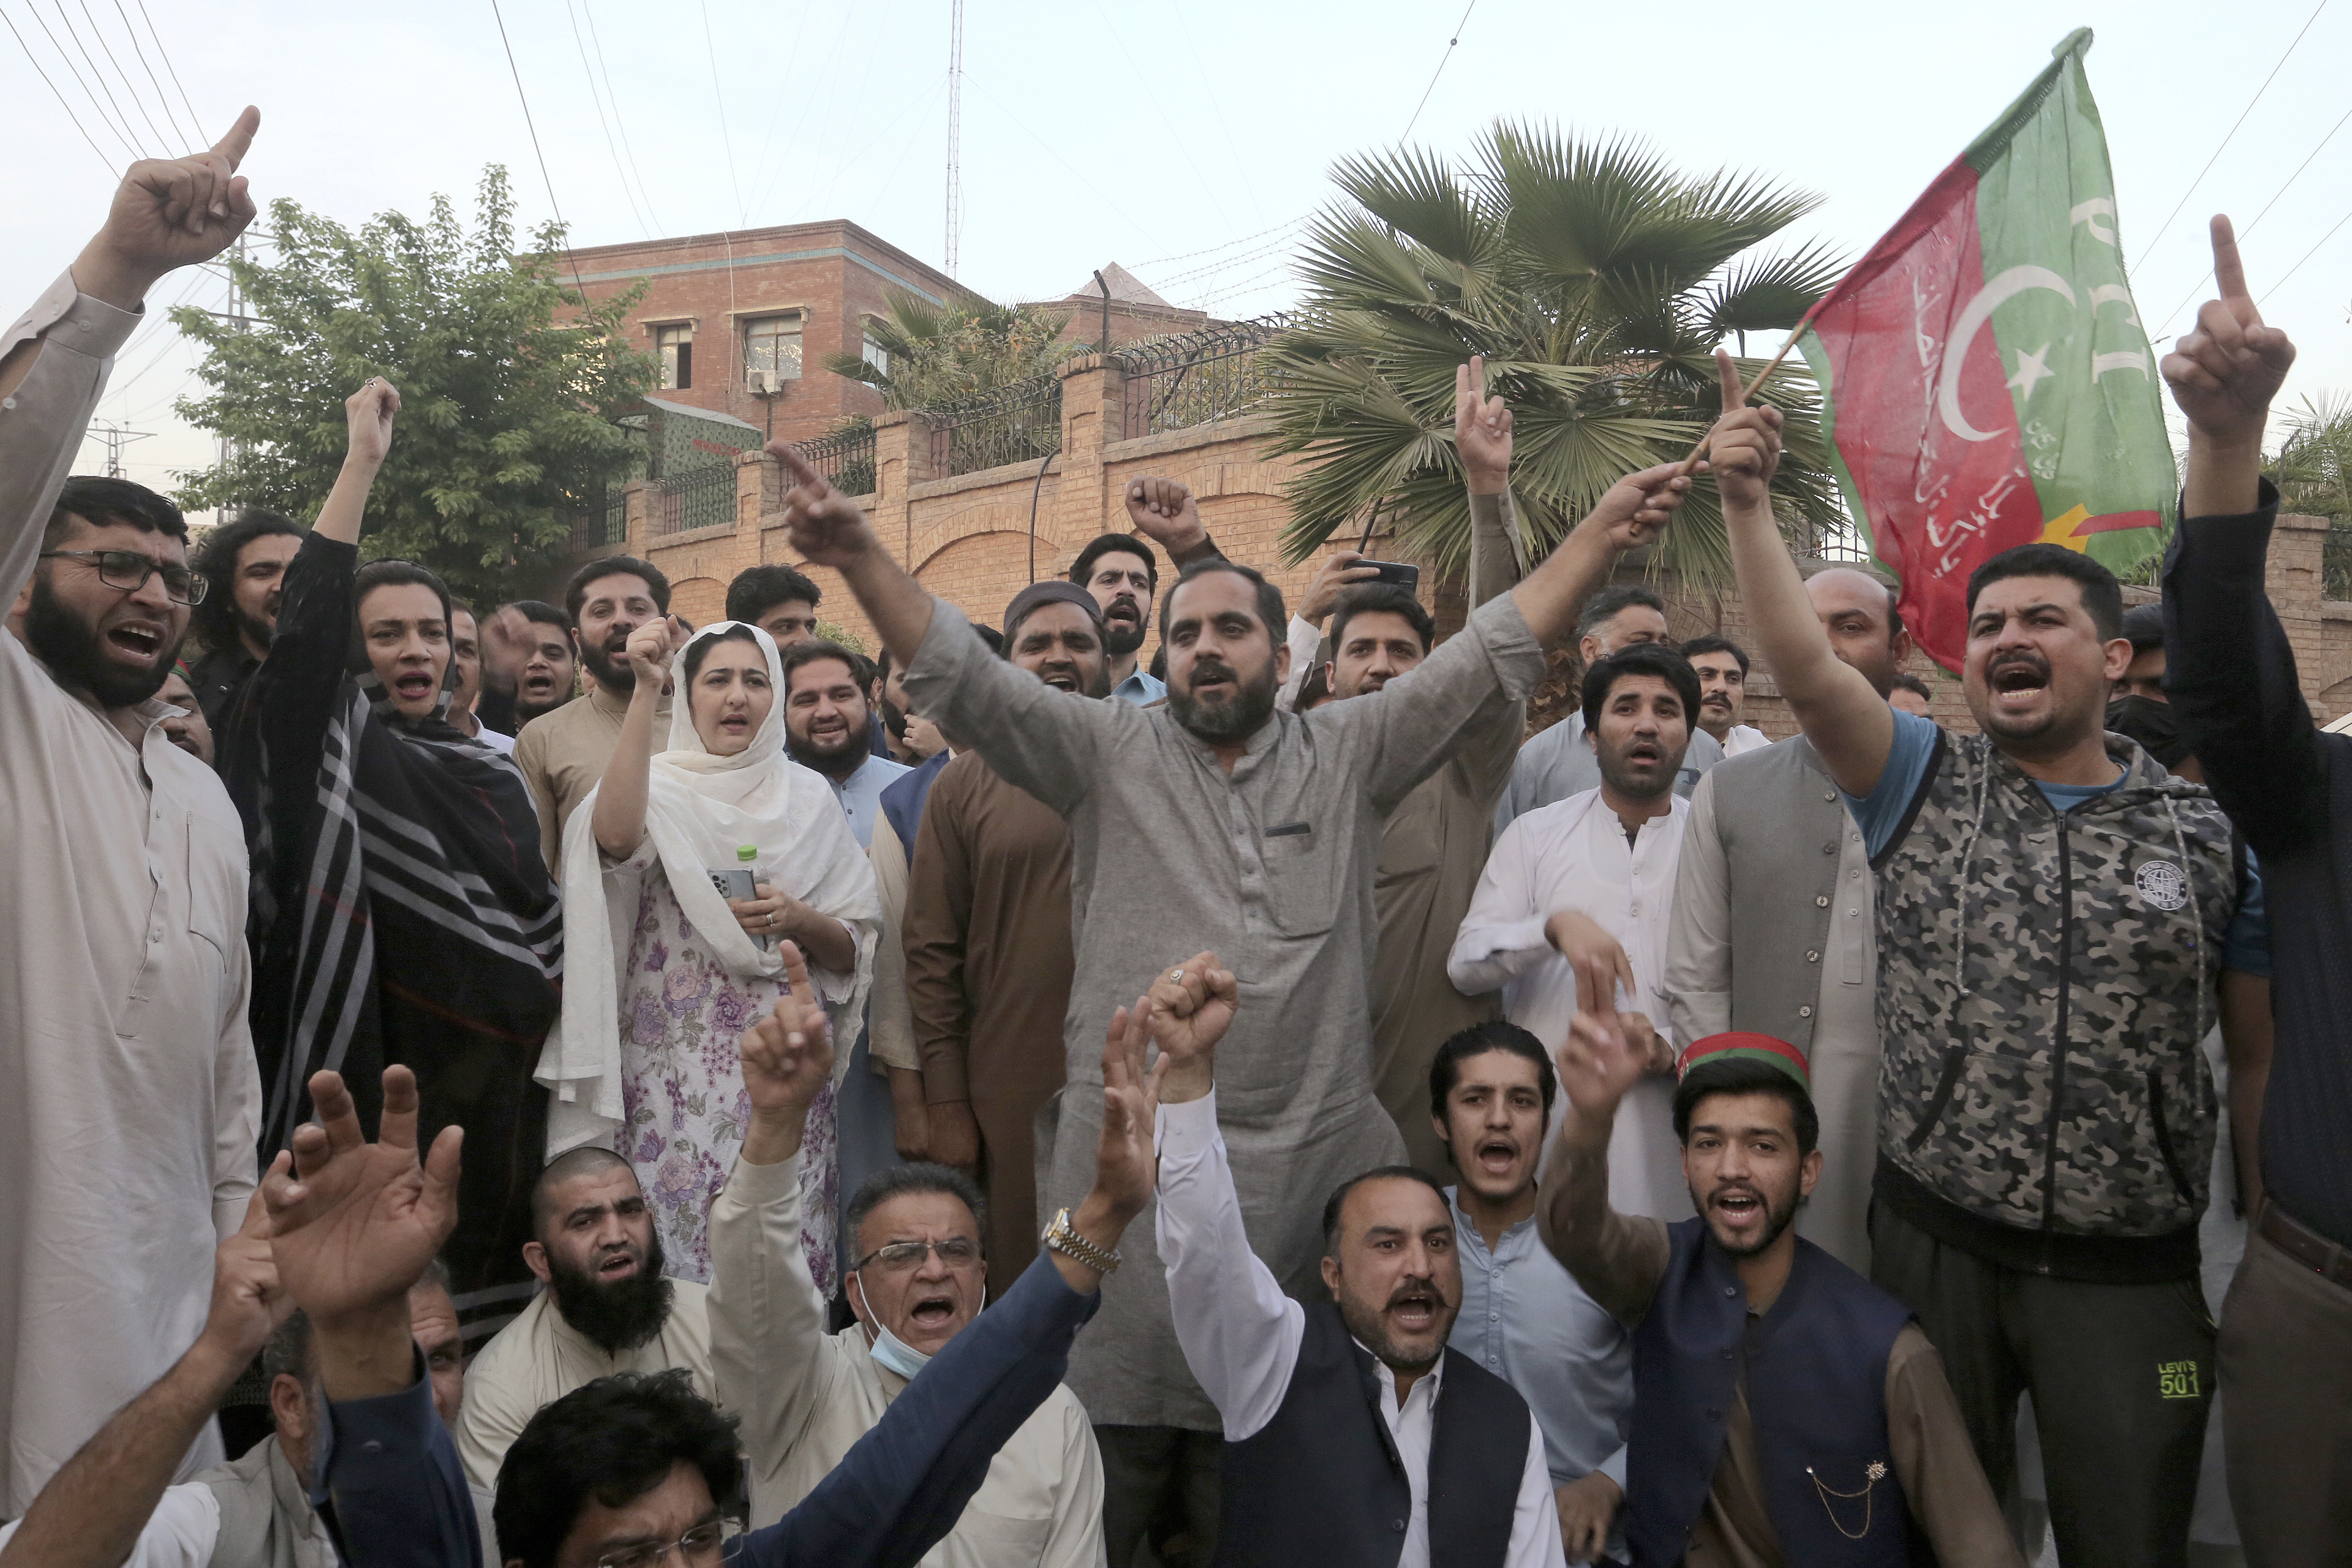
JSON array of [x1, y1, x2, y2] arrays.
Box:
[[538, 616, 878, 1291]]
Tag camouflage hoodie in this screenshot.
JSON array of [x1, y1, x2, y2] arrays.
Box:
[[1873, 729, 2239, 1240]]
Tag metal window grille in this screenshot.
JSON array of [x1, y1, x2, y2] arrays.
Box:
[[927, 373, 1063, 478], [745, 316, 802, 386], [1806, 517, 1872, 563], [601, 484, 629, 546], [1114, 314, 1289, 440], [801, 424, 877, 497], [652, 464, 735, 537]]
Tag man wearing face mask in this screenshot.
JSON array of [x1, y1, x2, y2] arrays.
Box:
[[1142, 953, 1566, 1568], [709, 951, 1108, 1568], [456, 1149, 714, 1491], [902, 582, 1110, 1295]]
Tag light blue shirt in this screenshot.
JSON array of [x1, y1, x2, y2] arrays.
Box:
[[1112, 668, 1166, 706], [1446, 1187, 1632, 1491], [820, 753, 912, 850]]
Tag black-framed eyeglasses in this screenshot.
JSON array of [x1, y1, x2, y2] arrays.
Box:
[[851, 1237, 981, 1273], [575, 1515, 726, 1568], [38, 549, 208, 605]]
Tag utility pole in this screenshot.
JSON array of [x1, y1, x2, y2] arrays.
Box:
[[88, 421, 155, 478], [944, 0, 962, 277]]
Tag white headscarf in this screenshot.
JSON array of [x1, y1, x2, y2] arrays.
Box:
[[538, 620, 880, 1155]]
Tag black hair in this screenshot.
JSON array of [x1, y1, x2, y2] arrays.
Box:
[[493, 1370, 744, 1568], [261, 1308, 312, 1385], [1320, 1165, 1450, 1257], [2119, 601, 2166, 652], [1891, 671, 1932, 701], [189, 507, 303, 653], [529, 1147, 637, 1240], [564, 555, 672, 620], [1158, 559, 1286, 645], [1680, 633, 1749, 676], [510, 598, 576, 638], [1964, 542, 2123, 641], [1581, 642, 1702, 733], [1575, 584, 1665, 643], [1672, 1058, 1819, 1158], [973, 624, 1004, 656], [353, 558, 454, 637], [1068, 533, 1158, 594], [848, 650, 881, 695], [778, 638, 861, 697], [681, 625, 764, 687], [726, 563, 823, 624], [45, 475, 188, 549], [844, 1162, 989, 1255], [1329, 584, 1434, 656], [1427, 1020, 1557, 1123], [1292, 660, 1333, 712]]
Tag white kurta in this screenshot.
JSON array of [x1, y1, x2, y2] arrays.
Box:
[[1449, 790, 1694, 1223], [1720, 724, 1772, 757], [0, 273, 262, 1513]]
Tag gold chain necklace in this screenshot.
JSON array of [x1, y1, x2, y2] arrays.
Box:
[[1806, 1460, 1888, 1540]]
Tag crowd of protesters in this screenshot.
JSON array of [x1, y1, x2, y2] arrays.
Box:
[[0, 110, 2342, 1568]]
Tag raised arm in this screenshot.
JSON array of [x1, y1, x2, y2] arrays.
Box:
[[0, 1196, 285, 1568], [777, 444, 938, 668], [589, 616, 691, 861], [315, 379, 398, 546], [2159, 216, 2316, 856], [1458, 355, 1527, 608], [1535, 965, 1673, 1327], [1708, 350, 1893, 797]]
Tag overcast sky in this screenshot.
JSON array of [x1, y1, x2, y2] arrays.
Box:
[[9, 0, 2346, 506]]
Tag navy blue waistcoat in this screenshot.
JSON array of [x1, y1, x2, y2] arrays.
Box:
[[1625, 1219, 1918, 1567], [1215, 1301, 1529, 1568]]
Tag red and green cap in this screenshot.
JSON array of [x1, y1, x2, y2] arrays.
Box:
[[1675, 1033, 1812, 1096]]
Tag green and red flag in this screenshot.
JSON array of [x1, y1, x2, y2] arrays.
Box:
[[1795, 29, 2171, 669]]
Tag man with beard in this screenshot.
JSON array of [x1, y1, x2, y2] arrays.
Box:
[[1681, 635, 1769, 757], [782, 638, 911, 851], [1140, 953, 1564, 1567], [512, 555, 673, 869], [470, 597, 577, 736], [779, 414, 1691, 1568], [183, 507, 301, 729], [904, 582, 1110, 1295], [455, 1147, 711, 1491], [1451, 644, 1702, 1223], [1662, 565, 1918, 1273], [1432, 1023, 1633, 1565], [729, 560, 894, 758], [1068, 475, 1229, 704], [0, 111, 265, 1515], [1539, 993, 2019, 1567], [1707, 351, 2264, 1567], [1495, 586, 1724, 831]]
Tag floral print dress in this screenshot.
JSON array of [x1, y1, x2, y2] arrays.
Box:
[[613, 865, 839, 1295]]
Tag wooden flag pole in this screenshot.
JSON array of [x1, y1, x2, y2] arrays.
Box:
[[1675, 331, 1811, 477]]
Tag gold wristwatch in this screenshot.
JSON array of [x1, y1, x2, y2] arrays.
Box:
[[1041, 1207, 1121, 1275]]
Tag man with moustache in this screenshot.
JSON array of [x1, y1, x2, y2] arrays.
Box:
[[778, 409, 1693, 1567], [1451, 644, 1704, 1223], [782, 638, 911, 851], [1662, 565, 1918, 1273], [1706, 352, 2264, 1566], [445, 604, 514, 754], [1141, 954, 1566, 1567], [1068, 475, 1230, 705], [183, 507, 301, 730], [455, 1147, 712, 1491], [159, 667, 217, 767], [904, 582, 1110, 1296], [512, 554, 674, 868], [1433, 1023, 1633, 1565], [1681, 635, 1769, 757], [0, 113, 265, 1514], [1539, 993, 2020, 1567], [470, 597, 578, 736]]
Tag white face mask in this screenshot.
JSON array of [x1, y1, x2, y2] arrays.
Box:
[[856, 1270, 983, 1379]]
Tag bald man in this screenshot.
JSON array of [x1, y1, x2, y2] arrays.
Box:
[[455, 1147, 715, 1490], [1659, 566, 1915, 1271]]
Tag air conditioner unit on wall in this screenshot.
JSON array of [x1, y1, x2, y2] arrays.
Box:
[[748, 371, 770, 393]]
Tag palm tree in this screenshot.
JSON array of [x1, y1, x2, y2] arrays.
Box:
[[2274, 393, 2352, 596], [822, 287, 1081, 411], [1265, 123, 1846, 582]]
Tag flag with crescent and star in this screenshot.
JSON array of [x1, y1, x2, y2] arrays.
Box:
[[1794, 28, 2170, 669]]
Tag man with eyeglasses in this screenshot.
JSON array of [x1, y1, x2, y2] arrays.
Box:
[[707, 949, 1108, 1567], [0, 112, 267, 1516]]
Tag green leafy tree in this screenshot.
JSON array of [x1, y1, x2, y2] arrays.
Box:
[[821, 288, 1080, 410], [1265, 123, 1845, 581], [2273, 393, 2352, 595], [172, 167, 656, 605]]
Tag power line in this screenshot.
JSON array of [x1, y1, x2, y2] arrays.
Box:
[[2148, 98, 2352, 337], [485, 0, 592, 297], [2260, 201, 2352, 303], [1132, 216, 1310, 273], [0, 7, 119, 170], [698, 0, 746, 227], [2130, 0, 2328, 277], [42, 0, 146, 155], [107, 0, 194, 146], [1399, 0, 1476, 144], [562, 0, 652, 239], [576, 0, 663, 234], [20, 2, 141, 158], [73, 0, 175, 152], [130, 0, 202, 142]]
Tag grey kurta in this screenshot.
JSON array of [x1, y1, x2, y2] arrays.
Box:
[[904, 594, 1547, 1427]]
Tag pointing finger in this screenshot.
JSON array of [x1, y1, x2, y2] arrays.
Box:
[[2210, 214, 2250, 304], [1715, 347, 1747, 412], [771, 442, 821, 488], [210, 105, 260, 170]]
